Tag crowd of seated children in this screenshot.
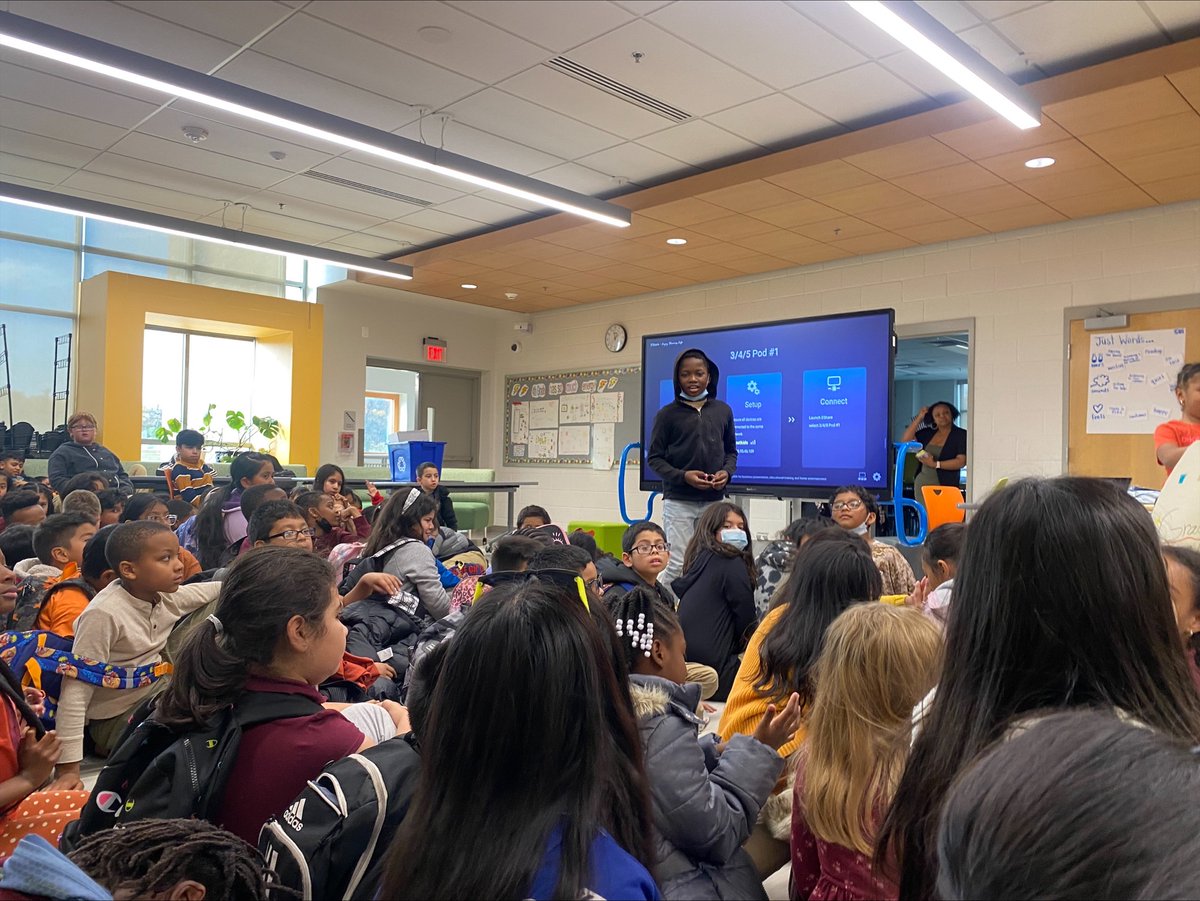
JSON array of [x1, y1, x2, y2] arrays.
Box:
[[416, 462, 457, 531], [158, 429, 215, 507], [58, 473, 108, 499], [94, 491, 123, 528], [315, 462, 384, 509], [178, 452, 275, 569], [613, 584, 800, 900], [166, 499, 195, 533], [0, 493, 46, 533], [0, 454, 24, 486], [51, 521, 221, 788], [354, 489, 450, 621], [672, 502, 756, 702], [448, 533, 541, 612], [828, 486, 915, 596], [791, 603, 941, 901], [904, 522, 964, 626], [935, 709, 1200, 901], [293, 489, 370, 558], [33, 526, 117, 640], [59, 491, 100, 526], [118, 494, 201, 580], [4, 513, 96, 633], [0, 547, 90, 860], [516, 504, 551, 529], [1155, 362, 1200, 475], [755, 518, 836, 618], [720, 531, 883, 878]]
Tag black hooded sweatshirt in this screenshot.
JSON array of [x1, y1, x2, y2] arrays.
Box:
[[646, 348, 738, 503]]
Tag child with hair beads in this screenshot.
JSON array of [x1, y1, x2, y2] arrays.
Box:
[[791, 603, 942, 900], [611, 586, 800, 900]]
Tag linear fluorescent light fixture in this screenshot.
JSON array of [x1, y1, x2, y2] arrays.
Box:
[[0, 11, 632, 228], [0, 181, 414, 280], [845, 1, 1041, 130]]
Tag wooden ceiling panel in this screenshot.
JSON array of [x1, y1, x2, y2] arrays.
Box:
[[385, 46, 1200, 312]]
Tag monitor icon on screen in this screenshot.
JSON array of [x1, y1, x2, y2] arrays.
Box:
[[827, 375, 842, 392]]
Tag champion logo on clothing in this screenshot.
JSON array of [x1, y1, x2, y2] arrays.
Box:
[[94, 791, 122, 814], [283, 798, 306, 831]]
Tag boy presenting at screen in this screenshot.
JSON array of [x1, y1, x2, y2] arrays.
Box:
[[647, 348, 737, 586]]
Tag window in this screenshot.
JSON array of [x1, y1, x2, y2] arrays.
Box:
[[0, 239, 76, 312], [0, 311, 74, 427], [364, 392, 402, 455]]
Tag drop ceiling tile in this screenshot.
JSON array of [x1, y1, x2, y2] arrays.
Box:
[[1144, 0, 1200, 39], [890, 162, 1006, 198], [785, 62, 931, 128], [368, 221, 455, 245], [787, 1, 904, 60], [948, 23, 1037, 77], [914, 1, 985, 32], [764, 160, 880, 197], [696, 179, 804, 213], [792, 215, 884, 242], [213, 52, 419, 133], [637, 120, 762, 167], [1081, 112, 1200, 163], [612, 1, 675, 16], [250, 14, 484, 112], [1047, 184, 1158, 219], [108, 133, 290, 190], [976, 138, 1106, 182], [566, 18, 773, 117], [61, 170, 223, 216], [933, 116, 1071, 158], [722, 253, 793, 274], [447, 1, 635, 53], [308, 157, 465, 206], [1111, 145, 1200, 185], [436, 195, 531, 226], [677, 242, 765, 265], [498, 66, 673, 140], [965, 202, 1066, 232], [878, 49, 971, 103], [0, 60, 159, 128], [531, 161, 625, 195], [389, 121, 565, 179], [845, 137, 969, 179], [827, 232, 915, 255], [935, 183, 1038, 216], [0, 128, 96, 168], [732, 228, 820, 256], [0, 153, 77, 185], [1044, 77, 1194, 135], [0, 98, 127, 149], [1168, 69, 1200, 112], [862, 201, 958, 231], [270, 173, 431, 220], [689, 214, 781, 241], [641, 197, 731, 226], [587, 239, 672, 262], [1141, 173, 1200, 204], [631, 228, 720, 251], [307, 0, 549, 83], [444, 88, 623, 159], [500, 239, 579, 261], [648, 0, 865, 90], [988, 2, 1164, 75], [576, 142, 697, 184], [115, 0, 295, 46], [396, 208, 492, 236], [813, 181, 920, 215], [1015, 163, 1135, 202], [965, 0, 1046, 19], [9, 0, 240, 71], [215, 188, 388, 232], [83, 151, 262, 199], [893, 218, 989, 243], [745, 197, 843, 228], [706, 94, 845, 150], [326, 232, 411, 255]]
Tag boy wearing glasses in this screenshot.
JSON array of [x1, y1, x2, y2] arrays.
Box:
[[47, 412, 133, 495]]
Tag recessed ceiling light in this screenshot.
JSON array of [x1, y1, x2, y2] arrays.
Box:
[[666, 237, 687, 245], [460, 283, 477, 289], [1024, 157, 1056, 169], [418, 26, 452, 44]]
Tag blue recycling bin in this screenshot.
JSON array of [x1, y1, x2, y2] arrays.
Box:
[[389, 441, 446, 481]]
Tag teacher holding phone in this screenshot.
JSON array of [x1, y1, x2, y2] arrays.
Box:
[[901, 401, 968, 500]]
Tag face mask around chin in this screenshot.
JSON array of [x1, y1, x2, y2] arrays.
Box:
[[680, 389, 709, 401], [849, 522, 870, 537], [719, 528, 748, 550]]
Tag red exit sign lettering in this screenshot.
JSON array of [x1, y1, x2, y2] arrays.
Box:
[[423, 337, 447, 362]]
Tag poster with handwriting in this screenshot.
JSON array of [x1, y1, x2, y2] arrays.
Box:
[[1086, 328, 1185, 434]]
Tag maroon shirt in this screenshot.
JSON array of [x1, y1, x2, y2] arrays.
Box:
[[215, 676, 364, 845], [313, 516, 372, 559]]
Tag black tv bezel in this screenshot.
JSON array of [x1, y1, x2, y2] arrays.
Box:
[[639, 307, 897, 501]]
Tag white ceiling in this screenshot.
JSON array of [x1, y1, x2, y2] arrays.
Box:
[[1, 0, 1197, 258]]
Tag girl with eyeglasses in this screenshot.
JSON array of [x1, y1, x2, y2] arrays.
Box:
[[829, 486, 915, 597], [120, 494, 201, 580]]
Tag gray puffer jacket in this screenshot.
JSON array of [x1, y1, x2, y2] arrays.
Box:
[[630, 674, 784, 901]]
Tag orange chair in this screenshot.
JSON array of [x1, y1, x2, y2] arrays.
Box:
[[921, 485, 966, 531]]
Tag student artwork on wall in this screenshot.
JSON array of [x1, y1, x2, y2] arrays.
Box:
[[505, 367, 640, 466], [1085, 328, 1186, 434]]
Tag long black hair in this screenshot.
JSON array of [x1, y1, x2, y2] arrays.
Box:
[[363, 490, 438, 556], [155, 547, 335, 731], [380, 579, 653, 900], [877, 477, 1200, 899], [314, 463, 345, 494], [119, 492, 169, 523], [680, 500, 755, 583], [193, 453, 272, 569], [754, 531, 881, 706], [937, 709, 1200, 900]]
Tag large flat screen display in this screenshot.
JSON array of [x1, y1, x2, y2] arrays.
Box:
[[640, 309, 895, 498]]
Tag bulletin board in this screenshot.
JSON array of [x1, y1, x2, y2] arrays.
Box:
[[505, 366, 641, 467]]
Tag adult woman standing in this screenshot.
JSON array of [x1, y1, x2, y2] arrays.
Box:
[[900, 402, 967, 498], [47, 413, 132, 495]]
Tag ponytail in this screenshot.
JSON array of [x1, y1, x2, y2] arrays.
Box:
[[156, 547, 335, 731]]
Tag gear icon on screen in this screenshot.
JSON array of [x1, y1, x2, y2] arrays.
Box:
[[747, 380, 760, 395]]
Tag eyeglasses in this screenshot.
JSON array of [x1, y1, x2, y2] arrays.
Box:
[[473, 567, 592, 612], [267, 527, 316, 541], [831, 500, 864, 512], [631, 543, 670, 555], [146, 513, 178, 526], [69, 425, 96, 432]]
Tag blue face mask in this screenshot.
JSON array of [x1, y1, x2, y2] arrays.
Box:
[[680, 389, 709, 401], [719, 528, 748, 550]]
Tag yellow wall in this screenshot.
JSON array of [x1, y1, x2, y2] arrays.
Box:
[[76, 272, 323, 467]]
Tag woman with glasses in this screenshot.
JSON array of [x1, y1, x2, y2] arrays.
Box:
[[47, 413, 132, 496], [119, 493, 201, 580], [829, 486, 916, 596]]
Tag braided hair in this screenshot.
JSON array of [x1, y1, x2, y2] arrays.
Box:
[[604, 585, 680, 671], [68, 818, 283, 900]]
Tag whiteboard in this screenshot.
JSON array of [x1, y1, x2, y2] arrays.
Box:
[[1085, 328, 1186, 434]]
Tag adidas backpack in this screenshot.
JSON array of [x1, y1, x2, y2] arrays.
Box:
[[259, 735, 421, 900], [61, 690, 320, 851]]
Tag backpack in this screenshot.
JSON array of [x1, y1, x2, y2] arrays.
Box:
[[259, 735, 421, 901], [5, 575, 92, 633], [60, 690, 320, 851], [0, 630, 170, 731], [337, 538, 417, 598]]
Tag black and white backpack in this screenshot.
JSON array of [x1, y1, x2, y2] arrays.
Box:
[[258, 735, 421, 900]]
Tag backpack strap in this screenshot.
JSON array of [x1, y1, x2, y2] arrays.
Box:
[[370, 537, 416, 560]]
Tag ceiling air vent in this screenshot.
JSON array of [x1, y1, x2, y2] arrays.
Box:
[[544, 56, 691, 123], [300, 170, 434, 207]]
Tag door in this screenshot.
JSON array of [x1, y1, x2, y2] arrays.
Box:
[[418, 370, 479, 468], [1068, 307, 1199, 487]]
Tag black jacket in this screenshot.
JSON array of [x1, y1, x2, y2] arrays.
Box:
[[914, 425, 968, 487], [430, 485, 458, 531], [47, 441, 133, 494], [672, 551, 756, 702], [602, 562, 677, 605], [647, 348, 738, 503]]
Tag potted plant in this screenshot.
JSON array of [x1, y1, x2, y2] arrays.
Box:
[[155, 403, 283, 462]]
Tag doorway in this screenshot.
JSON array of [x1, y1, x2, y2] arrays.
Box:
[[365, 361, 480, 469]]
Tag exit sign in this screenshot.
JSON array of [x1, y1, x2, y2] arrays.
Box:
[[423, 337, 447, 362]]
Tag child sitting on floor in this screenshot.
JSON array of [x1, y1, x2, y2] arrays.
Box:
[[516, 504, 551, 530], [51, 521, 221, 787], [294, 490, 370, 559], [8, 513, 97, 637]]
